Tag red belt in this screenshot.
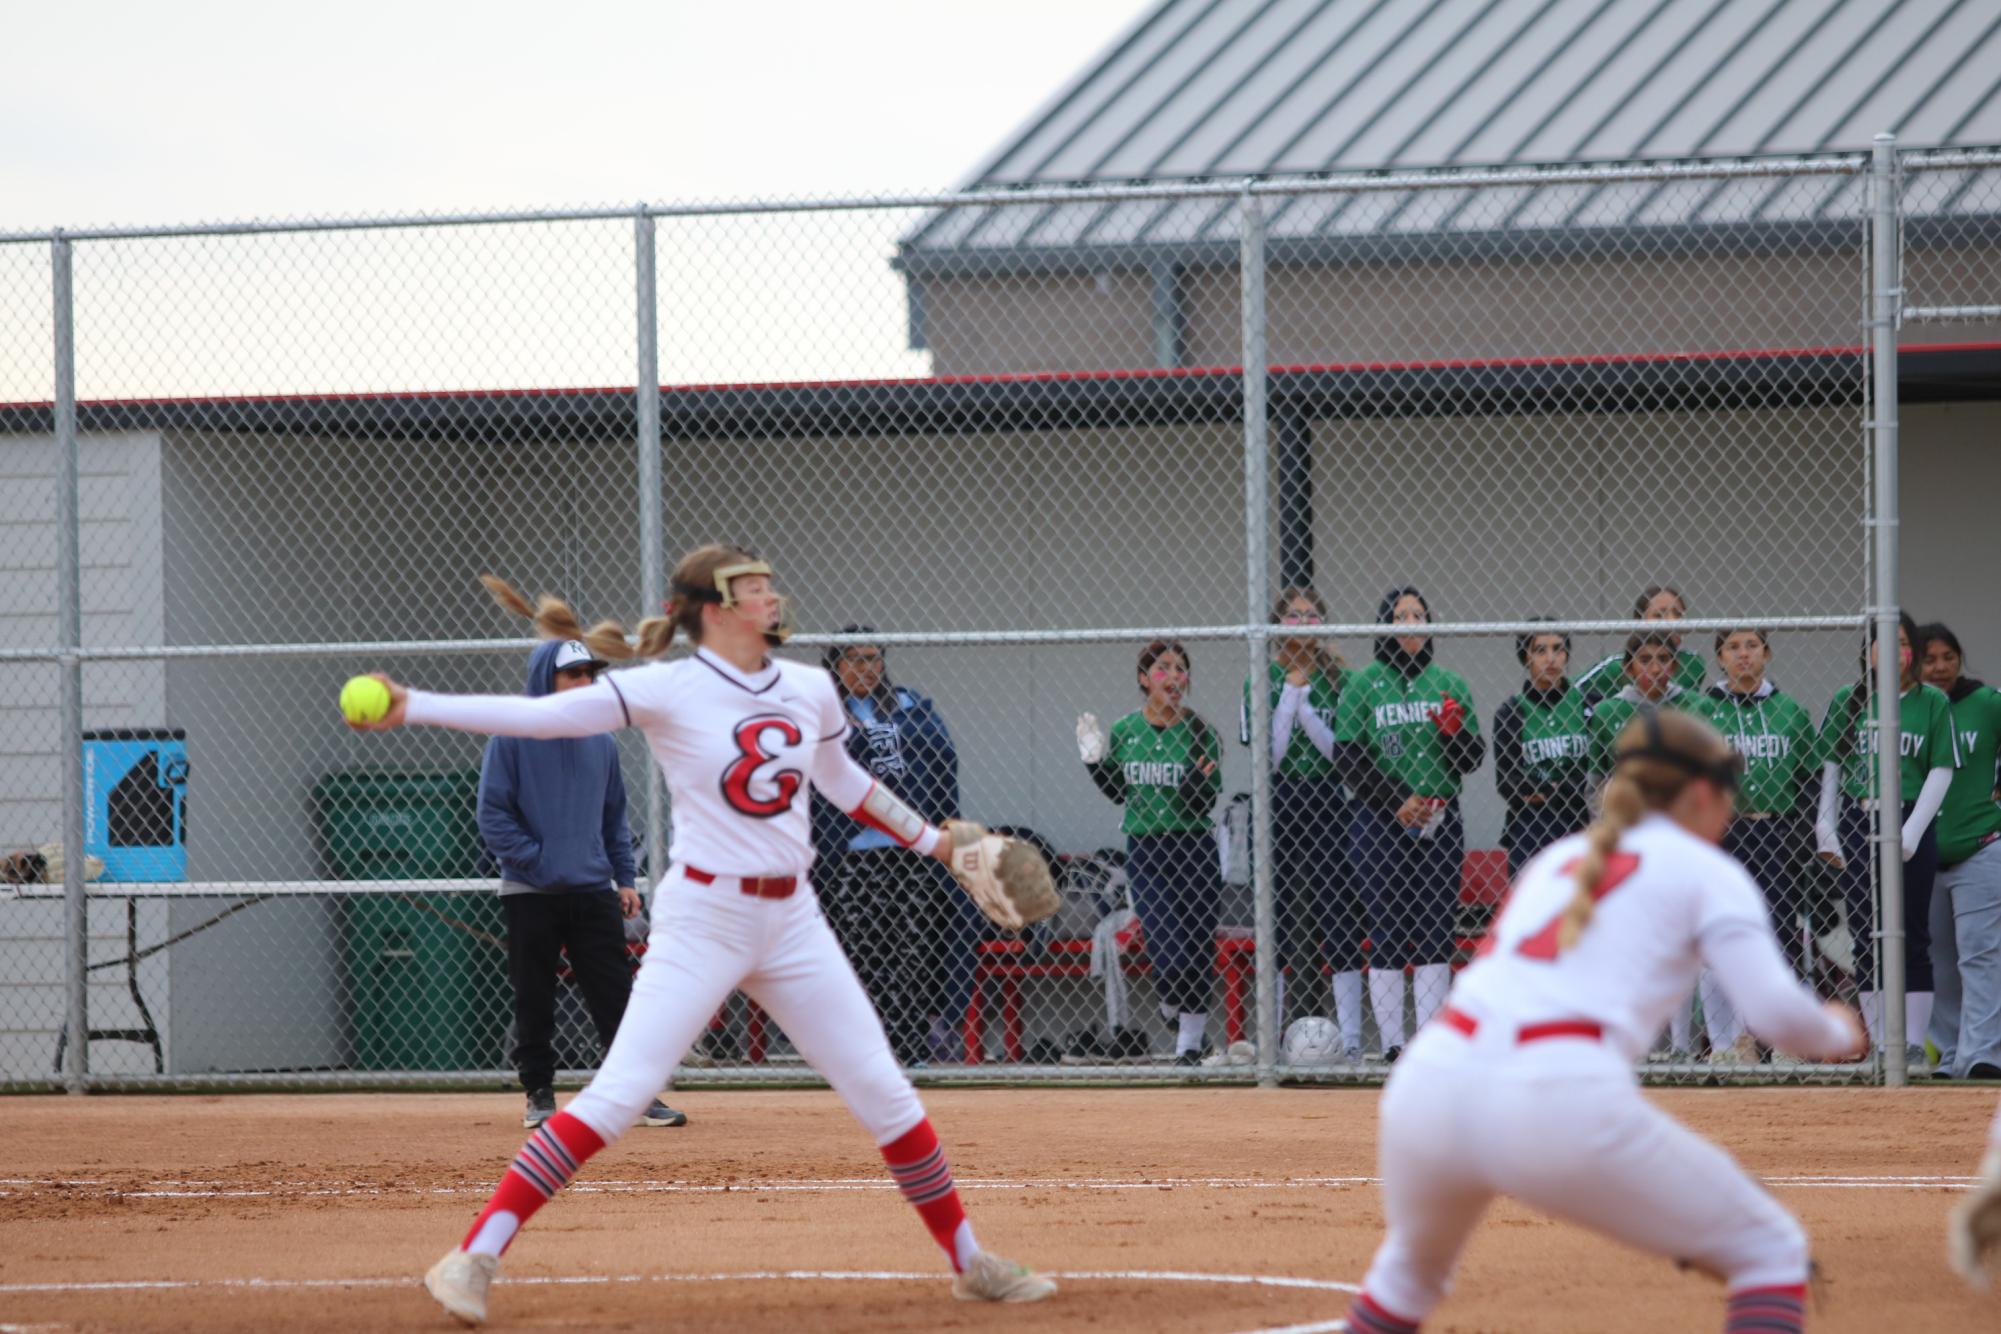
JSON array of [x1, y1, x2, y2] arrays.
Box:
[[1440, 1006, 1603, 1045], [683, 867, 797, 899]]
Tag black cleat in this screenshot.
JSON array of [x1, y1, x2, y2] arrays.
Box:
[[522, 1087, 556, 1129]]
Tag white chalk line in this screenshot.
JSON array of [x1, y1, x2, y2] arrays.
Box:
[[0, 1268, 1362, 1298], [0, 1172, 1976, 1200]]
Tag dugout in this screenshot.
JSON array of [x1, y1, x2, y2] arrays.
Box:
[[3, 340, 1999, 1079]]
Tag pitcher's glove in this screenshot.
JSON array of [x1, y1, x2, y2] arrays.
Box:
[[1950, 1148, 2001, 1286], [946, 821, 1059, 931]]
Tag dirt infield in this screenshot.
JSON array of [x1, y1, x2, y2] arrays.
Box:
[[1, 1086, 1995, 1332]]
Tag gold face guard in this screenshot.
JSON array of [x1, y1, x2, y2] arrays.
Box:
[[713, 561, 794, 643]]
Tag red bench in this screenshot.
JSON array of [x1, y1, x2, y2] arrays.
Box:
[[966, 849, 1512, 1062]]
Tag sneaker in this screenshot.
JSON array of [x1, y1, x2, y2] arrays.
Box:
[[638, 1099, 687, 1127], [681, 1031, 730, 1068], [522, 1087, 555, 1129], [1109, 1027, 1151, 1063], [1710, 1035, 1761, 1065], [1969, 1062, 2001, 1080], [1342, 1045, 1364, 1063], [1059, 1031, 1108, 1067], [952, 1250, 1057, 1304], [423, 1248, 497, 1325], [1201, 1039, 1256, 1067], [1382, 1046, 1403, 1065]]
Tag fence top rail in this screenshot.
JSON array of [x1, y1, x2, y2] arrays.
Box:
[[0, 617, 1870, 665], [0, 152, 1894, 246]]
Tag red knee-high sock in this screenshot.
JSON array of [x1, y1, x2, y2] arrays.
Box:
[[880, 1118, 972, 1272], [1345, 1291, 1421, 1334], [1725, 1283, 1807, 1333], [460, 1111, 606, 1256]]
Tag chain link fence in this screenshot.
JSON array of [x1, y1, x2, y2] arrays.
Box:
[[1, 143, 1988, 1094]]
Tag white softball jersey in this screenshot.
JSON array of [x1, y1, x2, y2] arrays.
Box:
[[405, 647, 880, 877], [1446, 812, 1853, 1063]]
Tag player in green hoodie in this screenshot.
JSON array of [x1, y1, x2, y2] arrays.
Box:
[[1240, 585, 1362, 1056], [1492, 620, 1591, 875], [1332, 587, 1484, 1061], [1078, 640, 1222, 1065], [1573, 583, 1709, 700], [1585, 629, 1723, 1059], [1815, 612, 1960, 1056], [1917, 623, 2001, 1078], [1701, 629, 1821, 983]]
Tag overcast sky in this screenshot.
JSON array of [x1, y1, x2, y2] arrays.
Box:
[[5, 0, 1144, 231]]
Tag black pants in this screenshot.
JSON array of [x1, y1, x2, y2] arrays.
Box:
[[820, 848, 958, 1062], [1503, 800, 1589, 877], [1724, 814, 1811, 978], [1351, 801, 1464, 969], [503, 891, 632, 1093], [1273, 777, 1360, 1016], [1839, 798, 1939, 993]]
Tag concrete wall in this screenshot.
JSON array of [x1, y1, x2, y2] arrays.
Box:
[[1903, 402, 2001, 680]]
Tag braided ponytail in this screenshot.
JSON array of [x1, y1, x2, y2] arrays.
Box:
[[479, 575, 671, 663], [1556, 708, 1736, 953], [480, 544, 767, 666], [1559, 771, 1644, 950]]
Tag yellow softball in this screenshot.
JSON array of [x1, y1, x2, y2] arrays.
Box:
[[339, 675, 392, 725]]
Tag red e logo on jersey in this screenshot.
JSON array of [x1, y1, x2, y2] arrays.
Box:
[[721, 715, 805, 819], [1511, 852, 1641, 961]]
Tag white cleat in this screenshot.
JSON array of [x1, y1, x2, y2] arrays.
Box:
[[952, 1250, 1058, 1303], [423, 1248, 498, 1325]]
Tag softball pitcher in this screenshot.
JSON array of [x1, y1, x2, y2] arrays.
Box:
[[1343, 710, 1864, 1334], [349, 545, 1059, 1324]]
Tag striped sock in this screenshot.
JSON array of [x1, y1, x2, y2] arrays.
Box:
[[1725, 1283, 1806, 1333], [460, 1111, 606, 1256], [1345, 1290, 1420, 1333], [880, 1118, 973, 1272]]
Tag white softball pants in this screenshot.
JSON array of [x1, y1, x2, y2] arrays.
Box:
[[565, 867, 925, 1147], [1360, 1023, 1809, 1322]]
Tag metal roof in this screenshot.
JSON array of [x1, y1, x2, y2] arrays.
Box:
[[903, 0, 2001, 258]]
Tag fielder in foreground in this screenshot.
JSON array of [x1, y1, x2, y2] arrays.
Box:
[[1344, 710, 1865, 1334], [346, 544, 1059, 1325], [1950, 1100, 2001, 1287]]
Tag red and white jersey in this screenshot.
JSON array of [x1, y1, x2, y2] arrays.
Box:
[[406, 647, 877, 879], [1447, 813, 1818, 1064], [606, 649, 867, 877]]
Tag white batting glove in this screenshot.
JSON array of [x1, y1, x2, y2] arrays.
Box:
[[1076, 713, 1107, 764]]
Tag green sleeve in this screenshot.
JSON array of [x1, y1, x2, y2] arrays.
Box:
[[1928, 689, 1963, 771], [1335, 672, 1368, 743], [1817, 688, 1854, 764]]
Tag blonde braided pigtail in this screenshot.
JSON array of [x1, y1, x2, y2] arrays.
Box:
[[1559, 772, 1644, 951], [480, 574, 650, 662]]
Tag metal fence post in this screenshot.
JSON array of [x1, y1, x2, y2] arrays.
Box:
[[1240, 192, 1277, 1088], [1868, 135, 1906, 1089], [635, 210, 667, 885], [53, 233, 87, 1094]]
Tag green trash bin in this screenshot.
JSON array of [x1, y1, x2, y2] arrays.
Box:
[[314, 770, 509, 1072]]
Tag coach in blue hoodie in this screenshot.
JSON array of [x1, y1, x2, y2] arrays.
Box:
[[479, 639, 684, 1131]]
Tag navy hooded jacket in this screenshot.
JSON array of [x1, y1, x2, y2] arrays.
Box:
[[810, 682, 960, 866], [477, 641, 637, 891]]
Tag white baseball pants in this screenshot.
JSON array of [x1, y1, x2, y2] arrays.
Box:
[[565, 868, 924, 1147], [1359, 1023, 1809, 1322]]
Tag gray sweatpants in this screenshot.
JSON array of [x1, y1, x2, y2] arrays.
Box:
[[1928, 839, 2001, 1076]]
